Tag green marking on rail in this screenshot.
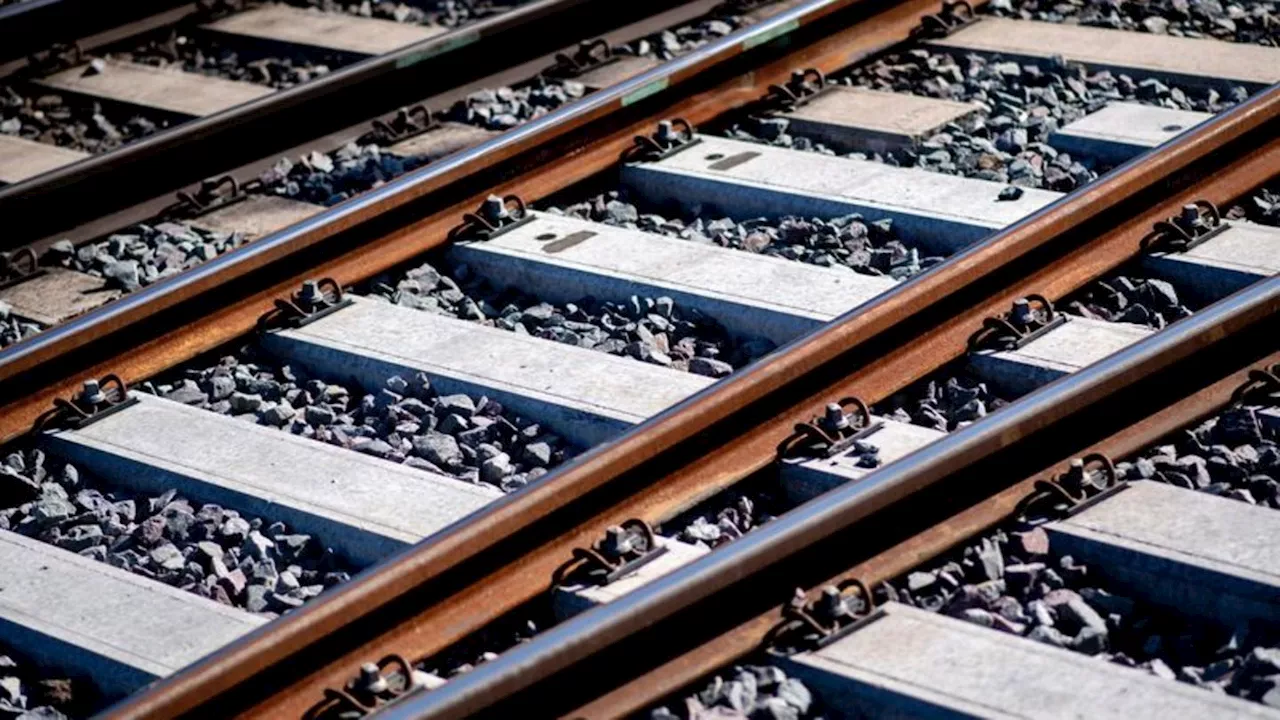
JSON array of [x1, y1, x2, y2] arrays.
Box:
[[395, 29, 480, 69], [621, 78, 669, 107], [742, 19, 800, 50]]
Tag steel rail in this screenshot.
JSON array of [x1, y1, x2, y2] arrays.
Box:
[[568, 347, 1280, 718], [0, 0, 917, 395], [231, 88, 1280, 720], [383, 269, 1280, 719], [73, 38, 1280, 720], [0, 0, 188, 63], [83, 1, 946, 717], [0, 0, 683, 244]]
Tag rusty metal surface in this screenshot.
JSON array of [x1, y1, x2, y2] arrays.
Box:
[[568, 347, 1280, 718], [79, 2, 951, 718], [100, 55, 1279, 720], [388, 271, 1280, 716], [325, 92, 1280, 719]]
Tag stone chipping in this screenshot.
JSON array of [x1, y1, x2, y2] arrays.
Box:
[[878, 507, 1280, 708], [1119, 395, 1280, 509], [0, 643, 93, 719], [41, 221, 247, 292], [661, 483, 785, 550], [146, 346, 574, 493], [876, 368, 1012, 433], [723, 48, 1247, 192], [283, 0, 519, 27], [366, 256, 767, 376], [988, 0, 1279, 47], [1226, 182, 1280, 227], [257, 142, 429, 206], [646, 664, 822, 720], [0, 448, 354, 618], [0, 302, 43, 351], [116, 32, 338, 90], [1062, 273, 1194, 329], [438, 15, 742, 131], [0, 85, 166, 155], [549, 191, 941, 279]]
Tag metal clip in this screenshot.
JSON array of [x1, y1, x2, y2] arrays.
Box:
[[551, 519, 668, 589], [912, 0, 976, 38], [25, 42, 84, 76], [621, 118, 698, 163], [967, 294, 1065, 353], [1140, 200, 1228, 255], [163, 176, 254, 220], [765, 580, 879, 652], [302, 654, 443, 719], [359, 104, 437, 147], [1013, 453, 1123, 522], [540, 38, 615, 80], [447, 194, 531, 242], [764, 68, 826, 111], [256, 278, 352, 332], [30, 375, 137, 436], [0, 248, 46, 290], [1230, 362, 1280, 405], [777, 397, 879, 460]]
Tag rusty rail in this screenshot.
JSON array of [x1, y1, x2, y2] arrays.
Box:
[[83, 0, 955, 717], [100, 46, 1279, 720], [386, 270, 1280, 718], [566, 349, 1280, 717]]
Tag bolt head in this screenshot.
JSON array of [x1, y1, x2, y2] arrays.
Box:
[[80, 379, 106, 405]]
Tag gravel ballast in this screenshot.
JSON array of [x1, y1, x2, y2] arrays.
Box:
[[0, 642, 94, 719], [367, 256, 766, 376], [284, 0, 520, 27], [0, 448, 354, 618], [1118, 397, 1280, 510], [116, 33, 338, 90], [148, 347, 574, 493], [988, 0, 1279, 46], [549, 191, 940, 279], [0, 85, 166, 155], [723, 48, 1247, 193], [879, 516, 1280, 707], [1062, 273, 1194, 330], [646, 663, 821, 720]]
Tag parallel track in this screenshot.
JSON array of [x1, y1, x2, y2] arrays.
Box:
[[0, 0, 1273, 718]]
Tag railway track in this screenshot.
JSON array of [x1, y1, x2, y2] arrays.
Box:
[[0, 0, 1274, 717]]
